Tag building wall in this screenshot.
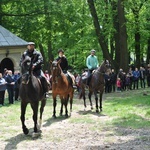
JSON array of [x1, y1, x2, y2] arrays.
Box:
[[0, 46, 26, 72]]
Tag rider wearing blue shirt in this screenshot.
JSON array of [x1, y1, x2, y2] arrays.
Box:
[[86, 49, 99, 85]]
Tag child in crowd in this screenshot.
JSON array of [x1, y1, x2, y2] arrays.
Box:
[[116, 78, 121, 92], [125, 73, 131, 90]]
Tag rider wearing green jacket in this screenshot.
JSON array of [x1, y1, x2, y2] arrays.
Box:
[[86, 49, 99, 85]]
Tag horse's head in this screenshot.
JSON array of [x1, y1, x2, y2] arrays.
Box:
[[51, 60, 62, 76], [98, 59, 111, 74], [21, 56, 32, 84], [21, 56, 32, 74]]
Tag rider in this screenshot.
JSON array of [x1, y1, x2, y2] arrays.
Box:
[[56, 48, 75, 85], [56, 49, 68, 73], [20, 42, 49, 98], [86, 49, 99, 85]]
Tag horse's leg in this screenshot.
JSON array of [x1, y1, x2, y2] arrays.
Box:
[[53, 95, 57, 118], [99, 91, 103, 111], [64, 97, 69, 117], [20, 101, 29, 135], [69, 92, 73, 116], [94, 91, 99, 113], [60, 97, 63, 116], [82, 88, 87, 110], [88, 91, 93, 110], [39, 98, 46, 129], [30, 102, 39, 133]]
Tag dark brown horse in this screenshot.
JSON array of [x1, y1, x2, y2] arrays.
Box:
[[51, 60, 74, 118], [79, 60, 111, 112], [19, 56, 46, 137]]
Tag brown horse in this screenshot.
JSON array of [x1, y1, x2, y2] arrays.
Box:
[[51, 60, 74, 118], [19, 56, 46, 137], [79, 60, 111, 112]]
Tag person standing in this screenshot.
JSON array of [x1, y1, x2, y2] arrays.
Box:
[[110, 69, 117, 92], [86, 49, 99, 85], [13, 71, 21, 101], [146, 64, 150, 87], [75, 74, 81, 92], [104, 72, 111, 93], [132, 67, 140, 89], [139, 66, 146, 88], [116, 78, 121, 92], [0, 73, 7, 106], [44, 70, 50, 82], [5, 70, 15, 104]]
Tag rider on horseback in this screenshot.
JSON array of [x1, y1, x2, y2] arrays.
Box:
[[86, 49, 99, 86], [56, 49, 68, 73], [20, 42, 49, 98], [56, 49, 75, 86]]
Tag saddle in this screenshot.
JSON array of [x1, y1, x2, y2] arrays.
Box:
[[66, 71, 75, 85]]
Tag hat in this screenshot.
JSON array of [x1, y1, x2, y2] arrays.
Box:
[[28, 42, 35, 45], [91, 49, 96, 53], [58, 49, 64, 54]]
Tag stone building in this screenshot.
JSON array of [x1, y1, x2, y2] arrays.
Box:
[[0, 25, 27, 74]]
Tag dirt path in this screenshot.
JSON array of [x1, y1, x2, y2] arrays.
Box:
[[1, 90, 150, 150]]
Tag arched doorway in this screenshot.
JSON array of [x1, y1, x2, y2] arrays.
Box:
[[0, 58, 14, 74]]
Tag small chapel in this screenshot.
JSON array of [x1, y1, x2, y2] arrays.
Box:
[[0, 25, 28, 73]]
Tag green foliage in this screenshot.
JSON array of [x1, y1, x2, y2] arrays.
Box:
[[1, 0, 150, 71]]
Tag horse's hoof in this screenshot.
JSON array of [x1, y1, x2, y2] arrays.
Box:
[[23, 128, 29, 135], [38, 119, 42, 129], [37, 124, 41, 130], [32, 132, 41, 138], [96, 109, 99, 113], [52, 115, 57, 119], [69, 112, 71, 116], [91, 107, 93, 110], [65, 114, 69, 118]]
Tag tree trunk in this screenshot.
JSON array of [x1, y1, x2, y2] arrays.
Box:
[[135, 31, 141, 67], [87, 0, 112, 62], [111, 0, 120, 71], [117, 0, 128, 72], [146, 38, 150, 64]]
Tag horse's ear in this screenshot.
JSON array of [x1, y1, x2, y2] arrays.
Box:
[[49, 60, 52, 64], [103, 59, 107, 63], [58, 59, 61, 64]]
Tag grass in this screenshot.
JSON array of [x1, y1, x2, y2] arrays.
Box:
[[0, 88, 150, 139], [103, 88, 150, 129]]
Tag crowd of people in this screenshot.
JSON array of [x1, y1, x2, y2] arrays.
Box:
[[0, 69, 20, 106], [104, 65, 150, 93]]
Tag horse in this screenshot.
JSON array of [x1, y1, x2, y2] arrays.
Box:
[[19, 55, 47, 137], [79, 60, 111, 113], [51, 60, 74, 118]]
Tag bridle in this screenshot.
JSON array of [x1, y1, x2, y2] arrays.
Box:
[[95, 60, 110, 75], [51, 61, 62, 84]]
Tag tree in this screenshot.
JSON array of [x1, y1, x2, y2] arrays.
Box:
[[87, 0, 128, 71]]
